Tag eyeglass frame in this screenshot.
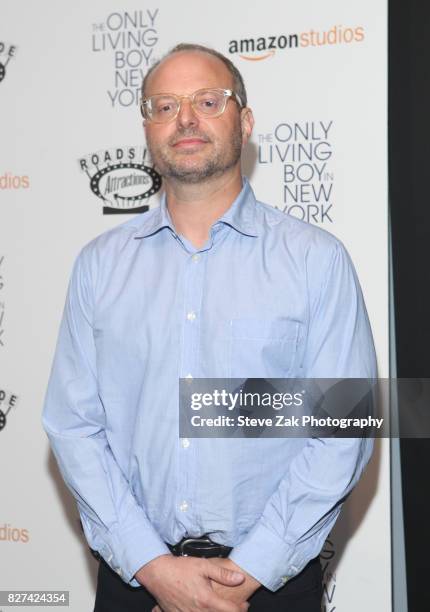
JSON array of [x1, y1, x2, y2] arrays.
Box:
[[140, 88, 244, 123]]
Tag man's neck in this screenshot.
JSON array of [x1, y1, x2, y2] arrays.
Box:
[[163, 169, 243, 249]]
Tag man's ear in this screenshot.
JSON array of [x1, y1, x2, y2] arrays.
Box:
[[240, 107, 255, 145]]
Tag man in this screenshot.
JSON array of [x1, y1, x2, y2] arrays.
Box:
[[42, 43, 376, 612]]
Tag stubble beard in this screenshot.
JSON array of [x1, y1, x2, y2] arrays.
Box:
[[147, 123, 243, 184]]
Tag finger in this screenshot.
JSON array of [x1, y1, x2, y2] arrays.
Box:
[[205, 561, 245, 587], [204, 593, 245, 612]]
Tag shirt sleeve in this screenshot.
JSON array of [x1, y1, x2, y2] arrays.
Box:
[[229, 238, 377, 591], [42, 245, 170, 586]]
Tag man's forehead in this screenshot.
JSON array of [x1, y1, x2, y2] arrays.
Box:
[[145, 50, 233, 94]]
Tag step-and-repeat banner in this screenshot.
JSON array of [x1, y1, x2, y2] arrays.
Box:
[[0, 1, 389, 610]]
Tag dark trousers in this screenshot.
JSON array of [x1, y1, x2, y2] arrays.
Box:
[[94, 555, 322, 612]]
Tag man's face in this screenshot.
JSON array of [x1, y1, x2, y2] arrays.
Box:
[[143, 51, 253, 184]]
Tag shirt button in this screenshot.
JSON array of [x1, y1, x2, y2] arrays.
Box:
[[116, 567, 123, 577], [181, 438, 190, 448], [186, 311, 197, 321], [281, 576, 289, 585], [179, 501, 189, 512], [185, 373, 193, 381], [191, 254, 200, 262]]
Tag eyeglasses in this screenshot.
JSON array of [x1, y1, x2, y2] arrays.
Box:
[[140, 88, 243, 123]]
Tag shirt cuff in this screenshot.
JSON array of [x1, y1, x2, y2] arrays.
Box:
[[111, 520, 170, 585], [229, 522, 298, 592]]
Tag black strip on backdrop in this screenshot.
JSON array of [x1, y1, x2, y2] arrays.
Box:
[[390, 0, 430, 609]]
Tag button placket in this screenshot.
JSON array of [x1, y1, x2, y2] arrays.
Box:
[[177, 250, 206, 530]]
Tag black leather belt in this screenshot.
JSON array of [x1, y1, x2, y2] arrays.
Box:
[[167, 535, 232, 558]]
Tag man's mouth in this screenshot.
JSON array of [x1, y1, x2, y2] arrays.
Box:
[[171, 137, 209, 149]]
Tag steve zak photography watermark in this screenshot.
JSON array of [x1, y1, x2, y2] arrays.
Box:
[[179, 378, 430, 438]]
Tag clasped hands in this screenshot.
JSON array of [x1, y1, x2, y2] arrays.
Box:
[[135, 553, 260, 612]]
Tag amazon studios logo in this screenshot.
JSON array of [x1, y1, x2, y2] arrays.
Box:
[[91, 9, 160, 107], [0, 42, 17, 83], [0, 389, 19, 432], [229, 25, 365, 61], [0, 255, 4, 347], [78, 146, 162, 214], [0, 523, 29, 543]]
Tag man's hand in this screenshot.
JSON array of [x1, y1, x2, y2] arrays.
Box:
[[135, 553, 250, 612], [208, 558, 261, 605]]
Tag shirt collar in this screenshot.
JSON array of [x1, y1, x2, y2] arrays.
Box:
[[134, 192, 175, 239], [217, 177, 258, 237], [134, 176, 258, 239]]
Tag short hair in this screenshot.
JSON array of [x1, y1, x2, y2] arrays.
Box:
[[141, 42, 248, 107]]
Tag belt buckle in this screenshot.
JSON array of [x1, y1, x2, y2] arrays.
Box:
[[179, 536, 213, 556]]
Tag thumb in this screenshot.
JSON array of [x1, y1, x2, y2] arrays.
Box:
[[205, 562, 245, 586]]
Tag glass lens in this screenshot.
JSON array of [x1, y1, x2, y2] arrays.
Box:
[[193, 89, 226, 116], [149, 95, 179, 122]]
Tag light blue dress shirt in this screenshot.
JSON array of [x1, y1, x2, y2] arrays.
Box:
[[42, 177, 376, 592]]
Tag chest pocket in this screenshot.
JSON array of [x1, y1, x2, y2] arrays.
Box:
[[229, 317, 301, 378]]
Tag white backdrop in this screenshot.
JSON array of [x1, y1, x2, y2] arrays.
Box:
[[0, 1, 389, 610]]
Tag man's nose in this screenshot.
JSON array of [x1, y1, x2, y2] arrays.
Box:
[[176, 98, 199, 129]]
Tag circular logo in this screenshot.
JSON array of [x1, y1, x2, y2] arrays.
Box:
[[0, 63, 5, 83], [90, 163, 162, 210], [0, 410, 6, 431]]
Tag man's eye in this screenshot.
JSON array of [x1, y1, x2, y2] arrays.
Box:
[[196, 96, 220, 111], [153, 99, 176, 114], [157, 103, 173, 113]]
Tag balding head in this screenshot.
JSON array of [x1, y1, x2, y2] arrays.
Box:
[[141, 43, 247, 107]]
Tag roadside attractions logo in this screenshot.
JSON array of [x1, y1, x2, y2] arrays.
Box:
[[78, 146, 162, 214], [0, 388, 19, 432], [228, 25, 364, 60], [0, 42, 17, 83], [258, 120, 334, 224], [91, 9, 160, 107]]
